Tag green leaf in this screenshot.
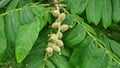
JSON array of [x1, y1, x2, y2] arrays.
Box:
[[32, 5, 45, 15], [5, 10, 21, 43], [63, 24, 86, 47], [109, 40, 120, 57], [0, 15, 7, 61], [82, 22, 96, 36], [70, 36, 97, 67], [75, 15, 85, 23], [62, 14, 76, 28], [102, 0, 112, 29], [49, 53, 72, 68], [63, 0, 73, 10], [45, 60, 56, 68], [24, 29, 50, 68], [20, 6, 35, 24], [0, 0, 10, 8], [86, 0, 102, 25], [7, 0, 20, 11], [24, 46, 45, 68], [84, 49, 111, 68], [112, 0, 120, 23], [108, 62, 120, 68], [61, 47, 71, 57], [98, 36, 111, 50], [70, 0, 88, 15], [70, 36, 111, 68], [15, 16, 47, 63]]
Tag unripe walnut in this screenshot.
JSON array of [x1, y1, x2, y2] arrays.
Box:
[[47, 42, 54, 48], [60, 24, 69, 32], [56, 40, 64, 47], [57, 13, 66, 22], [57, 31, 63, 39], [52, 22, 60, 29], [53, 10, 60, 17], [46, 47, 53, 56], [53, 46, 61, 52], [50, 34, 58, 42]]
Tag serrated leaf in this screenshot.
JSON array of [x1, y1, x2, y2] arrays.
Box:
[[0, 15, 7, 61], [70, 0, 88, 15], [63, 24, 86, 47], [15, 16, 47, 63], [62, 14, 76, 28], [70, 36, 111, 68], [102, 0, 112, 29], [20, 6, 35, 24], [7, 0, 20, 11], [112, 0, 120, 23], [49, 53, 72, 68], [0, 0, 10, 8], [109, 40, 120, 57], [86, 0, 102, 25], [5, 10, 21, 43]]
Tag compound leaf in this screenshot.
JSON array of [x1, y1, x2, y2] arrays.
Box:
[[70, 36, 111, 68]]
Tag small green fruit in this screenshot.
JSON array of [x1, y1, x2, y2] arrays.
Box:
[[52, 22, 60, 29], [50, 34, 58, 42], [53, 46, 61, 52], [60, 24, 69, 32], [46, 47, 53, 57], [47, 42, 54, 48], [56, 40, 64, 47], [57, 13, 66, 22], [53, 10, 60, 17]]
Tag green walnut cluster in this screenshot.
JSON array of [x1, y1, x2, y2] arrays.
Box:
[[45, 4, 69, 57]]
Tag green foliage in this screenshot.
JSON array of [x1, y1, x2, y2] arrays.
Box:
[[112, 0, 120, 23], [63, 24, 86, 47], [70, 0, 88, 15], [5, 10, 21, 43], [86, 0, 102, 25], [0, 15, 7, 61], [102, 0, 112, 29], [0, 0, 120, 68]]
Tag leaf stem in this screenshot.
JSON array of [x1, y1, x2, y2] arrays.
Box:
[[86, 28, 120, 64], [0, 3, 52, 16]]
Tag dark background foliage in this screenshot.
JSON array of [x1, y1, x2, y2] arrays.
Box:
[[0, 0, 120, 68]]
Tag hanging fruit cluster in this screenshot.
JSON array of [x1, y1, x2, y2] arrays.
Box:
[[45, 4, 69, 57]]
